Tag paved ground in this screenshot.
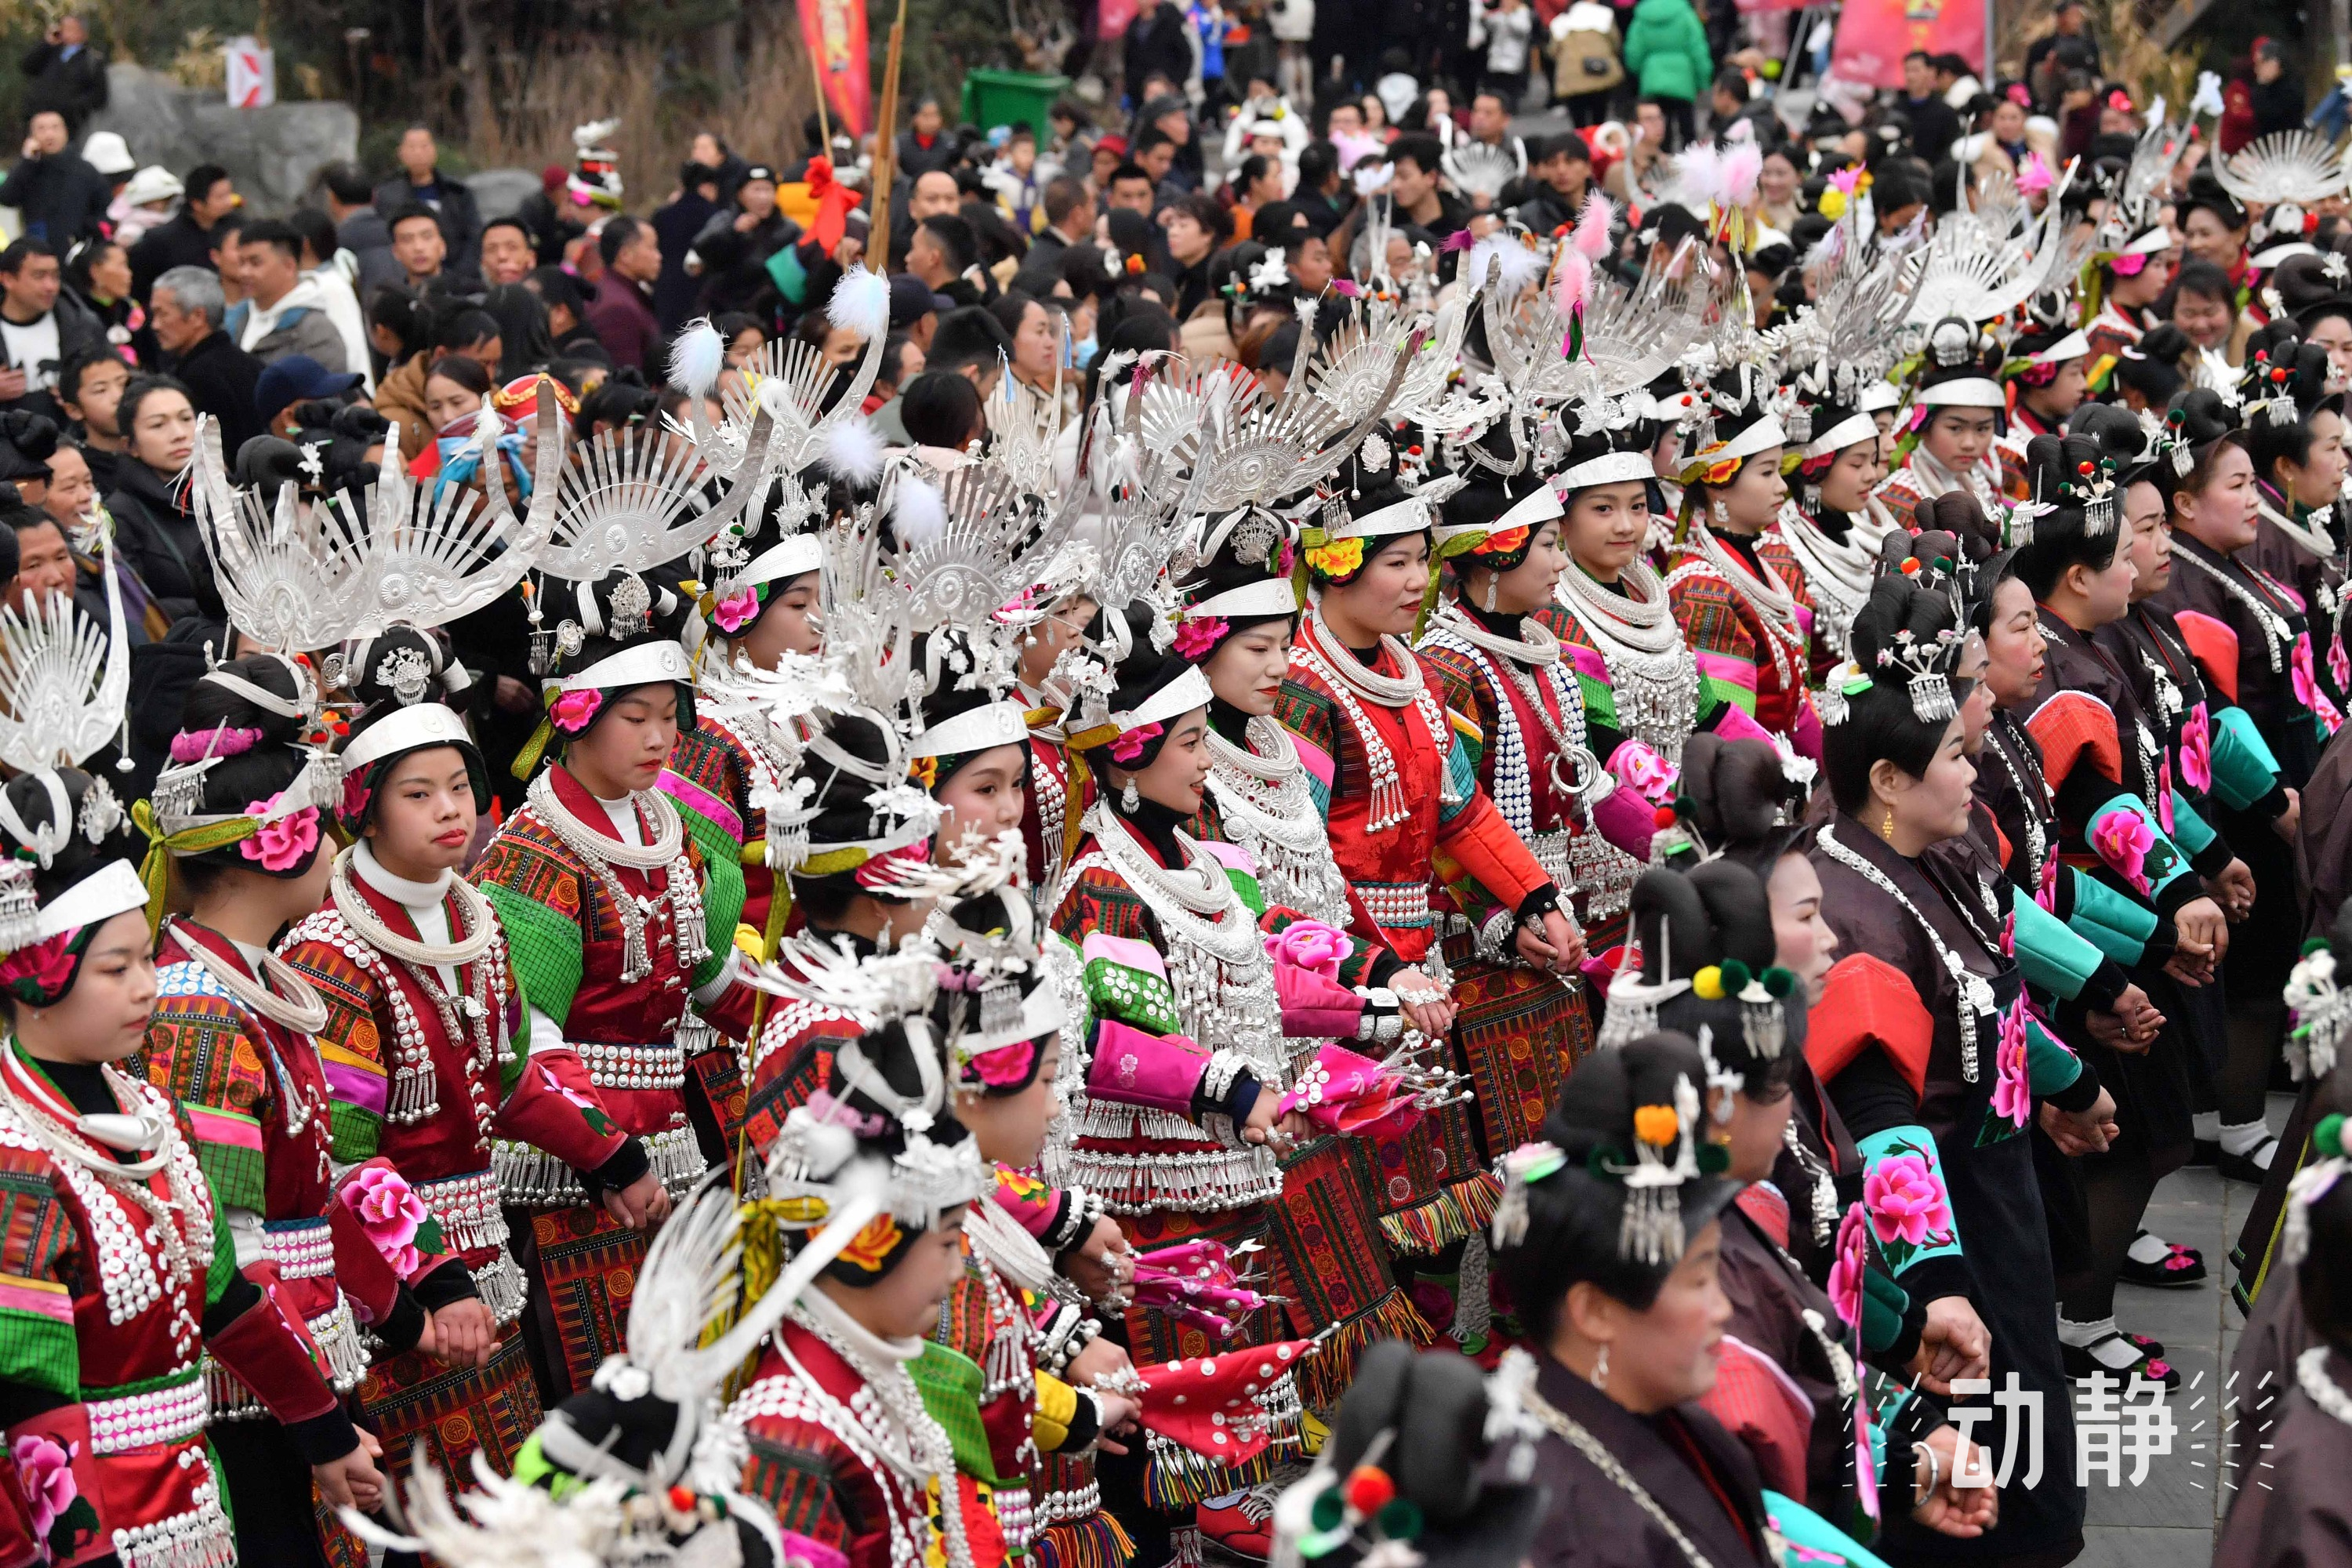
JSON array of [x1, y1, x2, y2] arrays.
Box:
[[2069, 1091, 2298, 1568]]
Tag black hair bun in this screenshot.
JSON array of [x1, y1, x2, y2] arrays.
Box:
[[2168, 387, 2241, 448], [0, 768, 137, 903], [1846, 571, 1959, 673], [1676, 732, 1796, 851]]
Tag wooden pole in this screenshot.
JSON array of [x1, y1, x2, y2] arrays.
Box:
[[807, 24, 832, 151], [866, 0, 911, 270]]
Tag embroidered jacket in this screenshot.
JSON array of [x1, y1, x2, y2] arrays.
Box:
[[1663, 532, 1821, 753], [0, 1049, 352, 1568], [2150, 532, 2326, 782], [140, 919, 419, 1413], [280, 855, 632, 1312], [472, 765, 760, 1200], [1272, 633, 1554, 965]]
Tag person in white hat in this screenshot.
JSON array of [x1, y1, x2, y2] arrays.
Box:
[[107, 165, 181, 250]]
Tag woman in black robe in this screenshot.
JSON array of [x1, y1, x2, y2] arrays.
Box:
[[1806, 572, 2103, 1566]]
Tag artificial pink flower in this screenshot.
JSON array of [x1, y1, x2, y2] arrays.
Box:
[[713, 586, 762, 633], [2111, 252, 2150, 278], [2333, 635, 2350, 696], [241, 798, 319, 873], [1862, 1150, 1952, 1247], [1611, 740, 1679, 804], [13, 1434, 74, 1540], [2294, 634, 2345, 733], [340, 770, 372, 822], [169, 724, 262, 763], [1825, 1203, 1869, 1330], [1991, 996, 2033, 1127], [2016, 151, 2054, 194], [0, 934, 78, 1002], [1108, 721, 1163, 764], [1266, 920, 1351, 978], [1173, 615, 1229, 659], [2092, 809, 2156, 895], [972, 1039, 1037, 1087], [347, 1165, 426, 1273], [550, 687, 604, 734], [2179, 704, 2212, 793]]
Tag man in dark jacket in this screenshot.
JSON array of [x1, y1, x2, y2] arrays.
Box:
[[1011, 176, 1095, 296], [128, 164, 237, 302], [149, 265, 263, 458], [652, 162, 724, 332], [18, 17, 104, 134], [373, 126, 485, 275], [0, 240, 102, 424], [324, 162, 401, 299], [0, 111, 106, 247], [583, 216, 662, 372], [1123, 0, 1195, 106], [532, 267, 612, 368], [690, 165, 802, 320]]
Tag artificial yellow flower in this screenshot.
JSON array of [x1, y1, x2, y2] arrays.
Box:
[[1304, 536, 1367, 578]]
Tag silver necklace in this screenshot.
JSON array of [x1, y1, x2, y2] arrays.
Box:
[[1671, 521, 1806, 689], [1771, 500, 1883, 664], [1817, 822, 1990, 1082], [522, 771, 710, 983], [1552, 559, 1700, 762], [331, 848, 497, 968], [2298, 1345, 2352, 1428], [1204, 718, 1351, 925], [2171, 540, 2294, 673], [173, 920, 329, 1034], [1295, 607, 1450, 833], [1984, 716, 2050, 896], [1521, 1385, 1718, 1568], [1425, 605, 1602, 834]]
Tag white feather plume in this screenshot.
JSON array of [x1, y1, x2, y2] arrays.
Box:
[[1353, 162, 1394, 196], [1468, 234, 1544, 295], [2192, 71, 2226, 119], [827, 265, 891, 343], [894, 471, 946, 544], [668, 318, 724, 401], [823, 417, 884, 483]]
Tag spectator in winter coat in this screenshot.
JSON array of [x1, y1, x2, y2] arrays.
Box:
[[690, 165, 803, 319], [128, 164, 237, 303], [530, 267, 612, 368], [652, 163, 724, 332], [373, 126, 485, 275], [1124, 0, 1197, 107], [387, 205, 455, 291], [322, 162, 401, 301], [0, 111, 107, 247], [583, 216, 662, 372], [103, 375, 216, 630], [18, 16, 105, 133], [226, 220, 348, 374], [0, 240, 102, 424], [2252, 37, 2306, 139], [897, 97, 959, 177], [148, 267, 261, 457], [1621, 0, 1711, 147]]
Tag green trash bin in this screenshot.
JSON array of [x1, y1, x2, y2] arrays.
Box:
[[962, 69, 1071, 136]]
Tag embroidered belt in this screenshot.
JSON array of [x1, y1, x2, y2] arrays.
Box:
[[1356, 881, 1432, 929], [577, 1040, 686, 1093], [1037, 1479, 1103, 1523], [262, 1214, 334, 1279], [1566, 826, 1642, 922], [996, 1483, 1035, 1552], [113, 1493, 236, 1568], [86, 1372, 208, 1454], [206, 1294, 369, 1418], [417, 1167, 528, 1327], [493, 1122, 707, 1208]]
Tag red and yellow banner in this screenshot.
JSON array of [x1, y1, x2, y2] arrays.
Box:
[[1829, 0, 1984, 89], [797, 0, 872, 136]]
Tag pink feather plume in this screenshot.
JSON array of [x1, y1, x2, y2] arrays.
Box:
[[1718, 143, 1762, 209], [1553, 248, 1595, 325], [1572, 191, 1615, 262]]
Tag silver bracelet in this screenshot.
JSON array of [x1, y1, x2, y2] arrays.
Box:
[[1914, 1440, 1939, 1505], [1201, 1047, 1247, 1106]]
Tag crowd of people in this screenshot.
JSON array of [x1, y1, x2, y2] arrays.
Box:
[[0, 6, 2350, 1568]]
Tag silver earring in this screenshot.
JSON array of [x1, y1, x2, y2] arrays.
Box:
[[1593, 1344, 1609, 1392], [1483, 572, 1501, 612], [1121, 778, 1140, 812], [1711, 497, 1730, 525]]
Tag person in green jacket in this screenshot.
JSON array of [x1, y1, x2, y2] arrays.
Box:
[[1622, 0, 1711, 147]]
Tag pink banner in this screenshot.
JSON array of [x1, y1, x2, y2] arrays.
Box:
[[1829, 0, 1985, 89], [798, 0, 872, 136]]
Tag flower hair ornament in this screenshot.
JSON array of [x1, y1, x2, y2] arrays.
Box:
[[1874, 626, 1964, 724], [2282, 1112, 2350, 1267], [2285, 935, 2352, 1082]]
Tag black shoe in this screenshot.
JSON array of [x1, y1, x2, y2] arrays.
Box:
[[2119, 1233, 2208, 1288], [2061, 1332, 2181, 1388], [2187, 1138, 2220, 1167], [2216, 1137, 2279, 1184]]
